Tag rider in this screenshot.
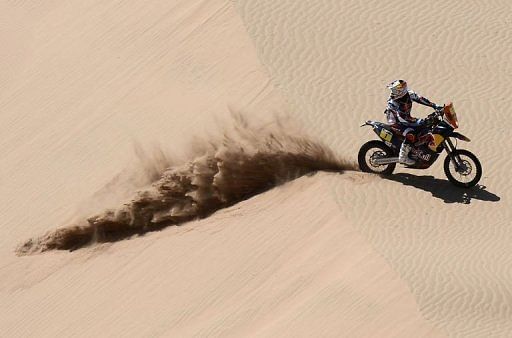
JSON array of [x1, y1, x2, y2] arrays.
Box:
[[385, 79, 443, 165]]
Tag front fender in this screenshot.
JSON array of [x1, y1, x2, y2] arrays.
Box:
[[449, 131, 471, 142]]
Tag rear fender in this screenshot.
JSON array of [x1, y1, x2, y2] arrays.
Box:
[[361, 120, 399, 150]]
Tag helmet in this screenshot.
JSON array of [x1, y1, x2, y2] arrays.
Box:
[[387, 79, 408, 99]]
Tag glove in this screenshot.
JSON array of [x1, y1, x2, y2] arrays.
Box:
[[422, 113, 438, 125], [417, 117, 432, 126]]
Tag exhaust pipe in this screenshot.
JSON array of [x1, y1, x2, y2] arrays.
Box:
[[373, 157, 399, 165]]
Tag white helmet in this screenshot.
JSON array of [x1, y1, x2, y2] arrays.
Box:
[[387, 79, 408, 99]]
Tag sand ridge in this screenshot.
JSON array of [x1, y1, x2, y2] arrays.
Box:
[[0, 0, 284, 257], [2, 174, 441, 337], [1, 0, 510, 336], [237, 0, 511, 336], [1, 1, 439, 336]]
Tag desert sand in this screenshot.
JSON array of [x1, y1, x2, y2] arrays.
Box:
[[1, 0, 510, 337]]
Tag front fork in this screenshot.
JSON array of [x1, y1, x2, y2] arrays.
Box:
[[443, 138, 466, 171]]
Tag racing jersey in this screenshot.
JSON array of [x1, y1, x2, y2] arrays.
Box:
[[385, 90, 436, 126]]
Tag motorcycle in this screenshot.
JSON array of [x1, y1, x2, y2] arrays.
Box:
[[358, 103, 482, 188]]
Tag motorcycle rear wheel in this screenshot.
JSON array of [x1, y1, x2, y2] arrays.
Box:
[[444, 149, 482, 188], [358, 140, 396, 175]]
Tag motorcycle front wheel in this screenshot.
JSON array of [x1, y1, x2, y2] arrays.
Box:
[[358, 140, 396, 175], [444, 149, 482, 188]]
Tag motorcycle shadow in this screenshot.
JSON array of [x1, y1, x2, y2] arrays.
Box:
[[384, 173, 500, 204]]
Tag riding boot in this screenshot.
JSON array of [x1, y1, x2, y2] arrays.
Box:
[[399, 143, 415, 165]]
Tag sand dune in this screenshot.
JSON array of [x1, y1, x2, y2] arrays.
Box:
[[1, 174, 440, 337], [1, 0, 511, 337], [237, 0, 512, 336]]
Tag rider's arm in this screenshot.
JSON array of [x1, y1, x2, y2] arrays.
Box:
[[409, 91, 437, 108]]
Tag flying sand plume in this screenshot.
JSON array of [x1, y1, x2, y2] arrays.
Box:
[[17, 115, 356, 254]]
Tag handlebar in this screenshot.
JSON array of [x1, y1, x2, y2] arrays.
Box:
[[422, 108, 444, 126], [431, 106, 445, 118]]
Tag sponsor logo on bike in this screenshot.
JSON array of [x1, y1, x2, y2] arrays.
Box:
[[412, 149, 431, 161]]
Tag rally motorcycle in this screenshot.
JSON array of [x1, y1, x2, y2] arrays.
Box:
[[358, 103, 482, 188]]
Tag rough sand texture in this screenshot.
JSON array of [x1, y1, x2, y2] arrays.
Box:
[[237, 0, 512, 336], [1, 0, 510, 336]]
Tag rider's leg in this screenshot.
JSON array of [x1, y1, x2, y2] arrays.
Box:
[[398, 128, 416, 165]]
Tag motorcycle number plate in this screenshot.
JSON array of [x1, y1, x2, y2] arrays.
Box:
[[379, 129, 393, 142]]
